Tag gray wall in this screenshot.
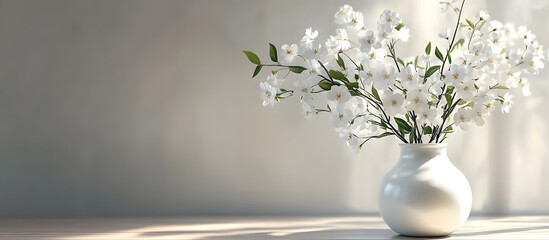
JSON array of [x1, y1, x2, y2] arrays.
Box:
[[0, 0, 548, 217]]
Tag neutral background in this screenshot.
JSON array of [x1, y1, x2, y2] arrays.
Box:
[[0, 0, 548, 217]]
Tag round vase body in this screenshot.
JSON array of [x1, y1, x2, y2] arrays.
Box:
[[379, 143, 472, 237]]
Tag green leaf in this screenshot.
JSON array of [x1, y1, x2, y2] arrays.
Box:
[[425, 65, 441, 78], [409, 128, 415, 143], [289, 66, 307, 73], [336, 54, 345, 69], [243, 51, 260, 65], [457, 99, 467, 105], [318, 80, 333, 90], [380, 120, 388, 129], [435, 47, 444, 62], [326, 104, 331, 111], [395, 23, 404, 31], [466, 19, 475, 29], [448, 53, 452, 64], [395, 117, 412, 132], [492, 85, 510, 90], [269, 43, 278, 62], [375, 132, 395, 138], [371, 85, 381, 102], [444, 94, 452, 105], [347, 82, 359, 89], [252, 65, 262, 78], [425, 41, 432, 55], [424, 126, 433, 134], [450, 39, 465, 53], [442, 125, 453, 134], [397, 58, 405, 67], [329, 70, 348, 82]]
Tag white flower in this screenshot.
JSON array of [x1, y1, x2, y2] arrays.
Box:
[[487, 31, 506, 54], [438, 28, 452, 39], [392, 26, 410, 42], [281, 44, 298, 64], [439, 0, 456, 12], [294, 77, 314, 102], [335, 28, 351, 51], [301, 102, 316, 119], [331, 107, 353, 128], [471, 104, 488, 126], [259, 81, 277, 106], [456, 79, 477, 101], [364, 48, 387, 62], [343, 130, 360, 153], [501, 93, 513, 113], [373, 65, 397, 90], [381, 91, 405, 116], [377, 10, 401, 33], [417, 108, 442, 126], [358, 29, 377, 52], [334, 5, 353, 25], [518, 26, 536, 45], [454, 108, 471, 131], [266, 72, 283, 87], [301, 27, 318, 49], [302, 43, 322, 59], [327, 85, 352, 103], [447, 64, 471, 86], [502, 64, 521, 88], [399, 65, 420, 89], [347, 10, 364, 30], [405, 91, 429, 113], [476, 10, 489, 21]]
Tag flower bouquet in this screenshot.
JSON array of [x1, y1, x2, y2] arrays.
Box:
[[243, 1, 546, 152], [243, 0, 547, 236]]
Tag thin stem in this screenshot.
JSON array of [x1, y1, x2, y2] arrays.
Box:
[[387, 43, 401, 72], [441, 0, 465, 76]]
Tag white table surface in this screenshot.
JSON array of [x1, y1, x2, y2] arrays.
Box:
[[0, 216, 548, 239]]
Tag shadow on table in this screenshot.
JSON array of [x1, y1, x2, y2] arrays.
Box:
[[453, 225, 549, 237]]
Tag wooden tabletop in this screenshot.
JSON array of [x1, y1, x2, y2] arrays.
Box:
[[0, 216, 548, 239]]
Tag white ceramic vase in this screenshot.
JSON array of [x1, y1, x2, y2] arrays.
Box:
[[379, 143, 472, 237]]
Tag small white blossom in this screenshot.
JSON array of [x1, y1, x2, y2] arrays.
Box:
[[454, 108, 471, 131], [439, 0, 457, 12], [501, 93, 513, 113], [327, 85, 352, 103], [373, 65, 397, 90], [281, 44, 299, 64], [266, 72, 283, 87], [377, 10, 401, 34], [331, 106, 353, 128], [334, 5, 353, 25], [347, 10, 364, 30], [381, 91, 405, 116], [358, 29, 377, 52], [301, 102, 316, 119], [417, 108, 442, 126], [471, 104, 488, 126], [301, 27, 319, 49], [259, 81, 277, 106], [405, 91, 429, 112], [447, 64, 471, 86], [334, 28, 351, 51], [438, 28, 452, 39], [476, 10, 490, 21]]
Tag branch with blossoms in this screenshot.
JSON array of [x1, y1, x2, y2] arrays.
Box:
[[243, 0, 547, 152]]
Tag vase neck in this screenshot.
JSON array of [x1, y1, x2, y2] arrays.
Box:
[[399, 144, 448, 163]]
